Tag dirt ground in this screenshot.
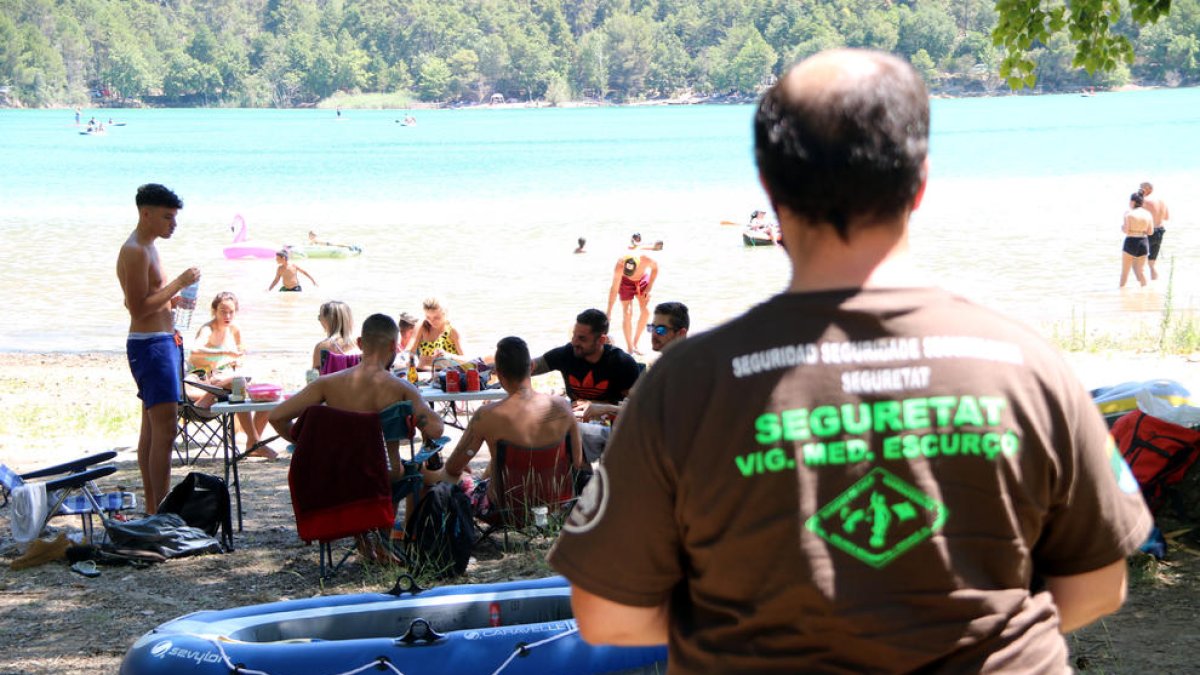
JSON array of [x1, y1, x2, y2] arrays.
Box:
[[2, 352, 1200, 673]]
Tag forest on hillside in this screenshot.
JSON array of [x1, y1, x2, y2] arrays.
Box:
[[3, 0, 1200, 108]]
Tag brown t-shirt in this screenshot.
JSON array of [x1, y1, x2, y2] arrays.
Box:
[[549, 288, 1151, 673]]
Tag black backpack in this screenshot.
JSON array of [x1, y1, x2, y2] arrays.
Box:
[[157, 472, 234, 551], [405, 482, 475, 579]]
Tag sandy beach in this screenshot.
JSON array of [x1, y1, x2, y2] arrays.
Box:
[[2, 348, 1200, 673]]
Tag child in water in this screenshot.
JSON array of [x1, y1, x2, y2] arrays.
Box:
[[188, 292, 275, 458], [267, 249, 317, 292]]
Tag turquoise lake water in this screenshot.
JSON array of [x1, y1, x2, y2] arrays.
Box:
[[1, 88, 1198, 364]]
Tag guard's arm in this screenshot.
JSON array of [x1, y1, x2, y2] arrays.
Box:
[[1044, 557, 1128, 633], [571, 585, 668, 646]]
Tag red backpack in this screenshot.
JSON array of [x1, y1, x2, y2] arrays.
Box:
[[1112, 411, 1200, 512]]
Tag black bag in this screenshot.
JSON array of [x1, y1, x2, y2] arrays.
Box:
[[405, 482, 475, 579], [104, 512, 224, 559], [157, 472, 234, 551]]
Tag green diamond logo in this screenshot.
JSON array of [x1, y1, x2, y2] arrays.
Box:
[[805, 467, 948, 568]]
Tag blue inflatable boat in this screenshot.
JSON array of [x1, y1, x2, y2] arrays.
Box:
[[121, 575, 666, 674]]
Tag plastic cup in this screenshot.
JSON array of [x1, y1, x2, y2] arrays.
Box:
[[532, 505, 548, 527]]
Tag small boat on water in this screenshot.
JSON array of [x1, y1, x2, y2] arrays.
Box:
[[120, 575, 667, 674], [743, 228, 781, 247]]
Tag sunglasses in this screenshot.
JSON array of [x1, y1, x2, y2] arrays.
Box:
[[646, 324, 673, 336]]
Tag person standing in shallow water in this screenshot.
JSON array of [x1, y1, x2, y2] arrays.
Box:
[[116, 183, 200, 513], [606, 251, 658, 355], [1121, 191, 1154, 288], [1139, 181, 1170, 280]]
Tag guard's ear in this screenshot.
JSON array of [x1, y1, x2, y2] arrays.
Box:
[[910, 159, 930, 212]]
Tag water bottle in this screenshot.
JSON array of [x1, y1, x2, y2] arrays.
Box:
[[391, 499, 407, 543], [407, 364, 419, 384], [174, 281, 199, 331]]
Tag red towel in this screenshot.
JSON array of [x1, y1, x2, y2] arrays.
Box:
[[320, 352, 362, 375], [287, 406, 392, 542]]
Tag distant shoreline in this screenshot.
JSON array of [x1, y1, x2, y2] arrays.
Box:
[[7, 83, 1171, 112]]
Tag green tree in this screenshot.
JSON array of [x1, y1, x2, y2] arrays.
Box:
[[574, 30, 609, 98], [447, 47, 481, 101], [602, 12, 656, 99], [417, 55, 452, 101], [103, 40, 152, 100], [708, 23, 776, 94], [993, 0, 1173, 88], [647, 29, 691, 96], [910, 48, 939, 85], [897, 2, 956, 61]]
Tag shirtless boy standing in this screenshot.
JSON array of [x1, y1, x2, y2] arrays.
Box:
[[116, 183, 200, 513], [267, 249, 317, 292], [606, 252, 659, 354]]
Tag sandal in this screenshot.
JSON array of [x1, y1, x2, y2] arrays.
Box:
[[70, 560, 101, 578]]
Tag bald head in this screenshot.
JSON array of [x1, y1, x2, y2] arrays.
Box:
[[754, 49, 929, 240]]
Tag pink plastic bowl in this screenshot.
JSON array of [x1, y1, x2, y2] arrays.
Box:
[[246, 383, 282, 402]]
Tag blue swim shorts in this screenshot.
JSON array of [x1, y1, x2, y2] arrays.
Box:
[[127, 333, 181, 408]]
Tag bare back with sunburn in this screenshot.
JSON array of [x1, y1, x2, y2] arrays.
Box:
[[1143, 194, 1169, 228], [316, 366, 423, 416], [469, 389, 577, 451]]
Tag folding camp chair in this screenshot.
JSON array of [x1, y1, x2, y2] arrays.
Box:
[[287, 405, 398, 580], [0, 451, 135, 545], [477, 433, 577, 549], [176, 379, 229, 465]]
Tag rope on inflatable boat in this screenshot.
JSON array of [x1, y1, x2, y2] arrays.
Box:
[[204, 636, 407, 675], [489, 625, 580, 675]]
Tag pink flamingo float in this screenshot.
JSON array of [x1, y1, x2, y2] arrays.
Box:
[[223, 214, 278, 260]]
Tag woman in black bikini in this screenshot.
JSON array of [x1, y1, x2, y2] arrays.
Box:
[[1120, 191, 1154, 288]]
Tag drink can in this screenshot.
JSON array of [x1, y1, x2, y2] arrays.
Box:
[[230, 376, 247, 402], [446, 370, 460, 392], [466, 369, 480, 392]]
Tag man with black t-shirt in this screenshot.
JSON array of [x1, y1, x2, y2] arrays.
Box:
[[533, 308, 640, 461], [550, 49, 1151, 673]]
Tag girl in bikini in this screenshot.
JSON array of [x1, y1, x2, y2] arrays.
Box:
[[404, 297, 468, 369], [1120, 191, 1154, 289], [188, 292, 275, 458]]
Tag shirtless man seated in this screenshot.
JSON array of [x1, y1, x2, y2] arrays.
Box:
[[270, 313, 444, 492], [606, 251, 659, 355], [267, 249, 317, 292], [424, 336, 583, 519]]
